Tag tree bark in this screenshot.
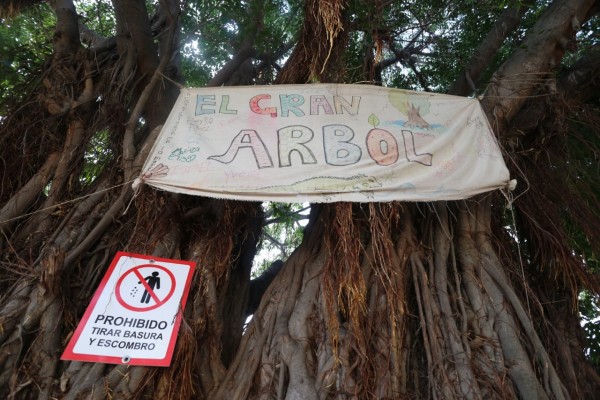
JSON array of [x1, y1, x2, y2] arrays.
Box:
[[449, 1, 534, 96], [481, 0, 597, 129]]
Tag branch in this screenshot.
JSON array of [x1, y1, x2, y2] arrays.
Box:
[[253, 41, 294, 81], [558, 43, 600, 101], [207, 44, 257, 87], [113, 0, 158, 77], [449, 0, 534, 96], [264, 206, 311, 225], [407, 58, 430, 91], [263, 232, 286, 253], [79, 23, 117, 53], [509, 45, 600, 136], [0, 152, 59, 235], [480, 0, 598, 132], [206, 0, 273, 86], [121, 13, 176, 177], [48, 0, 80, 58], [375, 29, 429, 78]]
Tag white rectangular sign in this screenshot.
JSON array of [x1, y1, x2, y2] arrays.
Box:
[[62, 252, 195, 366], [137, 84, 510, 202]]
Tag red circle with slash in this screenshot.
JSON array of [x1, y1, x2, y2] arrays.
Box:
[[115, 264, 176, 311]]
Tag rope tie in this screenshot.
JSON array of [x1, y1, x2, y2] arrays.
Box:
[[0, 180, 135, 225]]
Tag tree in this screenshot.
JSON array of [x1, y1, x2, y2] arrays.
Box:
[[0, 0, 599, 398]]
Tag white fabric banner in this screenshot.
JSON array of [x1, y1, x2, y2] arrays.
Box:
[[137, 84, 510, 202]]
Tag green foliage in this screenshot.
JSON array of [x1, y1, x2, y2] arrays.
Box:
[[75, 0, 116, 37], [180, 0, 241, 76], [562, 13, 600, 68], [180, 0, 301, 86], [580, 290, 600, 372], [252, 0, 301, 55], [0, 4, 54, 113], [575, 232, 600, 369], [80, 129, 114, 187], [253, 202, 309, 276], [341, 1, 517, 91]]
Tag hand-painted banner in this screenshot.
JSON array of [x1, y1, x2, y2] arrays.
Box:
[[136, 84, 510, 202]]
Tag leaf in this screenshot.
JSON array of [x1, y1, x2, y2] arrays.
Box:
[[368, 113, 380, 128]]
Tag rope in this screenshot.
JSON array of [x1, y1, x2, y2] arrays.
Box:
[[123, 177, 144, 215], [0, 180, 136, 225], [502, 180, 532, 316], [158, 71, 185, 90]]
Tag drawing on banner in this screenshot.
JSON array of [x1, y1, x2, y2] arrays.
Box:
[[139, 163, 170, 181], [258, 174, 381, 194], [388, 91, 433, 130], [168, 147, 199, 162], [186, 117, 212, 146]]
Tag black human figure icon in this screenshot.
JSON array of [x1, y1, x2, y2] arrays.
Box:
[[139, 271, 160, 304]]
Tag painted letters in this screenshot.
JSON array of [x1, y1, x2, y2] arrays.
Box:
[[195, 95, 216, 115], [310, 95, 334, 115], [366, 128, 399, 166], [250, 94, 277, 117], [279, 94, 305, 117], [401, 130, 433, 166], [323, 125, 362, 166], [333, 96, 360, 115], [219, 95, 237, 114], [208, 130, 274, 169], [277, 126, 317, 167], [208, 126, 434, 170]]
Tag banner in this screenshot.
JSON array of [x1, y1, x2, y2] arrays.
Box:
[[136, 84, 510, 202]]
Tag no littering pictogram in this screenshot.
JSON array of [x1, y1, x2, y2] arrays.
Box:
[[115, 264, 176, 311], [61, 252, 196, 367]]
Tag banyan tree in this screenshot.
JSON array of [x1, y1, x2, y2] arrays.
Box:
[[0, 0, 599, 398]]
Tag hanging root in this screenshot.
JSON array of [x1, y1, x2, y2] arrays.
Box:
[[316, 0, 345, 74], [322, 202, 365, 361]]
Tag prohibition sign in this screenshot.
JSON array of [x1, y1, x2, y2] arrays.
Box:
[[115, 264, 176, 311]]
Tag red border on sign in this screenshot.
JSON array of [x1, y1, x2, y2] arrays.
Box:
[[115, 264, 176, 311], [61, 251, 196, 367]]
